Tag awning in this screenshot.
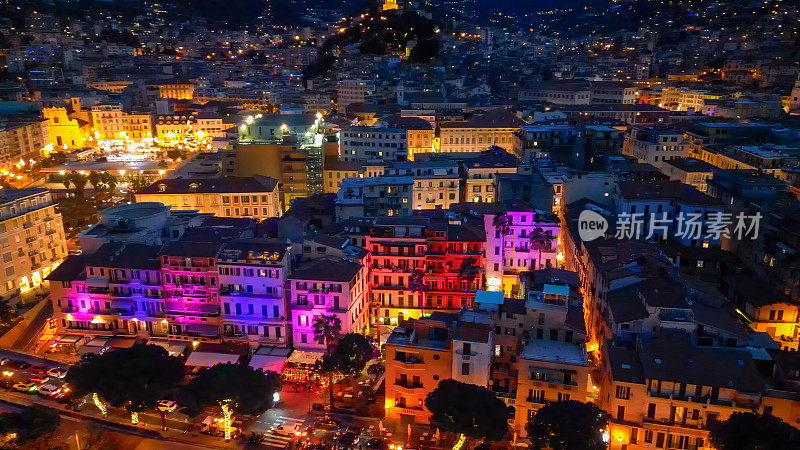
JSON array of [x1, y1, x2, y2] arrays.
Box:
[[185, 351, 241, 367], [148, 339, 189, 357], [186, 323, 220, 337], [54, 335, 83, 344], [286, 350, 324, 366], [106, 337, 137, 348], [249, 355, 287, 373]]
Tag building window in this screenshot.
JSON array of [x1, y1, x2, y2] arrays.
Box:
[[461, 363, 470, 376], [615, 385, 630, 400]]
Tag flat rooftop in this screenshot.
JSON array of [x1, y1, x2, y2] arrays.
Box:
[[521, 338, 588, 366]]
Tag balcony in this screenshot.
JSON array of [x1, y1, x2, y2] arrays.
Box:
[[293, 302, 315, 310], [393, 382, 424, 394], [525, 396, 546, 404], [61, 306, 78, 313], [46, 229, 57, 235]]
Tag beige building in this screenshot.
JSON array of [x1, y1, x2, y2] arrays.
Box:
[[42, 107, 91, 150], [661, 157, 718, 193], [136, 176, 281, 219], [154, 113, 225, 141], [89, 80, 134, 93], [438, 108, 526, 155], [0, 189, 67, 297], [122, 113, 154, 140], [90, 104, 125, 140], [0, 118, 50, 172], [660, 86, 723, 111], [152, 83, 195, 100]]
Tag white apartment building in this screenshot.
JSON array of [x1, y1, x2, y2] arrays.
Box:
[[289, 257, 369, 351], [218, 240, 292, 346], [484, 209, 560, 296], [385, 161, 461, 210], [622, 127, 690, 169], [340, 126, 408, 163]]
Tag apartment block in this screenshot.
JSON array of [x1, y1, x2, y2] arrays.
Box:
[[136, 176, 281, 220], [0, 118, 49, 172], [0, 189, 66, 297], [384, 311, 493, 426], [367, 214, 485, 324], [483, 208, 560, 296], [438, 108, 526, 155], [218, 240, 292, 346], [289, 257, 369, 351]]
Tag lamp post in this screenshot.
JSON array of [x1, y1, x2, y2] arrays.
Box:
[[219, 399, 235, 442]]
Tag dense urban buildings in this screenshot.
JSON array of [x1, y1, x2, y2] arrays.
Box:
[[1, 0, 800, 447]]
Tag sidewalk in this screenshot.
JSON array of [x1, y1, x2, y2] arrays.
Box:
[[0, 388, 234, 449]]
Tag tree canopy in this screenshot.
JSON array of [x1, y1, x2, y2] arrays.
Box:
[[320, 333, 375, 375], [0, 406, 60, 447], [424, 379, 510, 441], [179, 363, 281, 417], [527, 401, 608, 450], [66, 344, 185, 413], [709, 412, 800, 450]]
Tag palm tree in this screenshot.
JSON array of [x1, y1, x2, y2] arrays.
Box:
[[101, 172, 118, 197], [68, 171, 88, 198], [529, 227, 555, 270], [87, 171, 102, 191], [457, 257, 480, 295], [408, 269, 428, 318], [313, 314, 342, 354], [312, 314, 342, 411]]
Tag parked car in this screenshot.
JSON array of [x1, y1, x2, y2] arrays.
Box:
[[10, 360, 30, 370], [316, 415, 341, 429], [0, 358, 10, 366], [47, 367, 68, 379], [29, 365, 48, 374], [270, 423, 300, 436], [29, 375, 49, 384], [37, 384, 61, 397], [156, 400, 178, 413], [12, 382, 36, 392], [365, 438, 388, 449], [333, 432, 360, 447]]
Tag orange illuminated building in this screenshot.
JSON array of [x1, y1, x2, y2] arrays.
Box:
[[601, 330, 800, 450]]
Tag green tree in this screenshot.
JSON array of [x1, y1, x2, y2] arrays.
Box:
[[0, 406, 60, 447], [319, 333, 374, 412], [179, 363, 281, 441], [68, 171, 87, 198], [709, 412, 800, 450], [325, 333, 375, 375], [0, 298, 14, 323], [527, 400, 608, 450], [529, 227, 555, 270], [87, 171, 102, 191], [66, 344, 185, 428], [457, 257, 480, 292], [425, 379, 510, 446]]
